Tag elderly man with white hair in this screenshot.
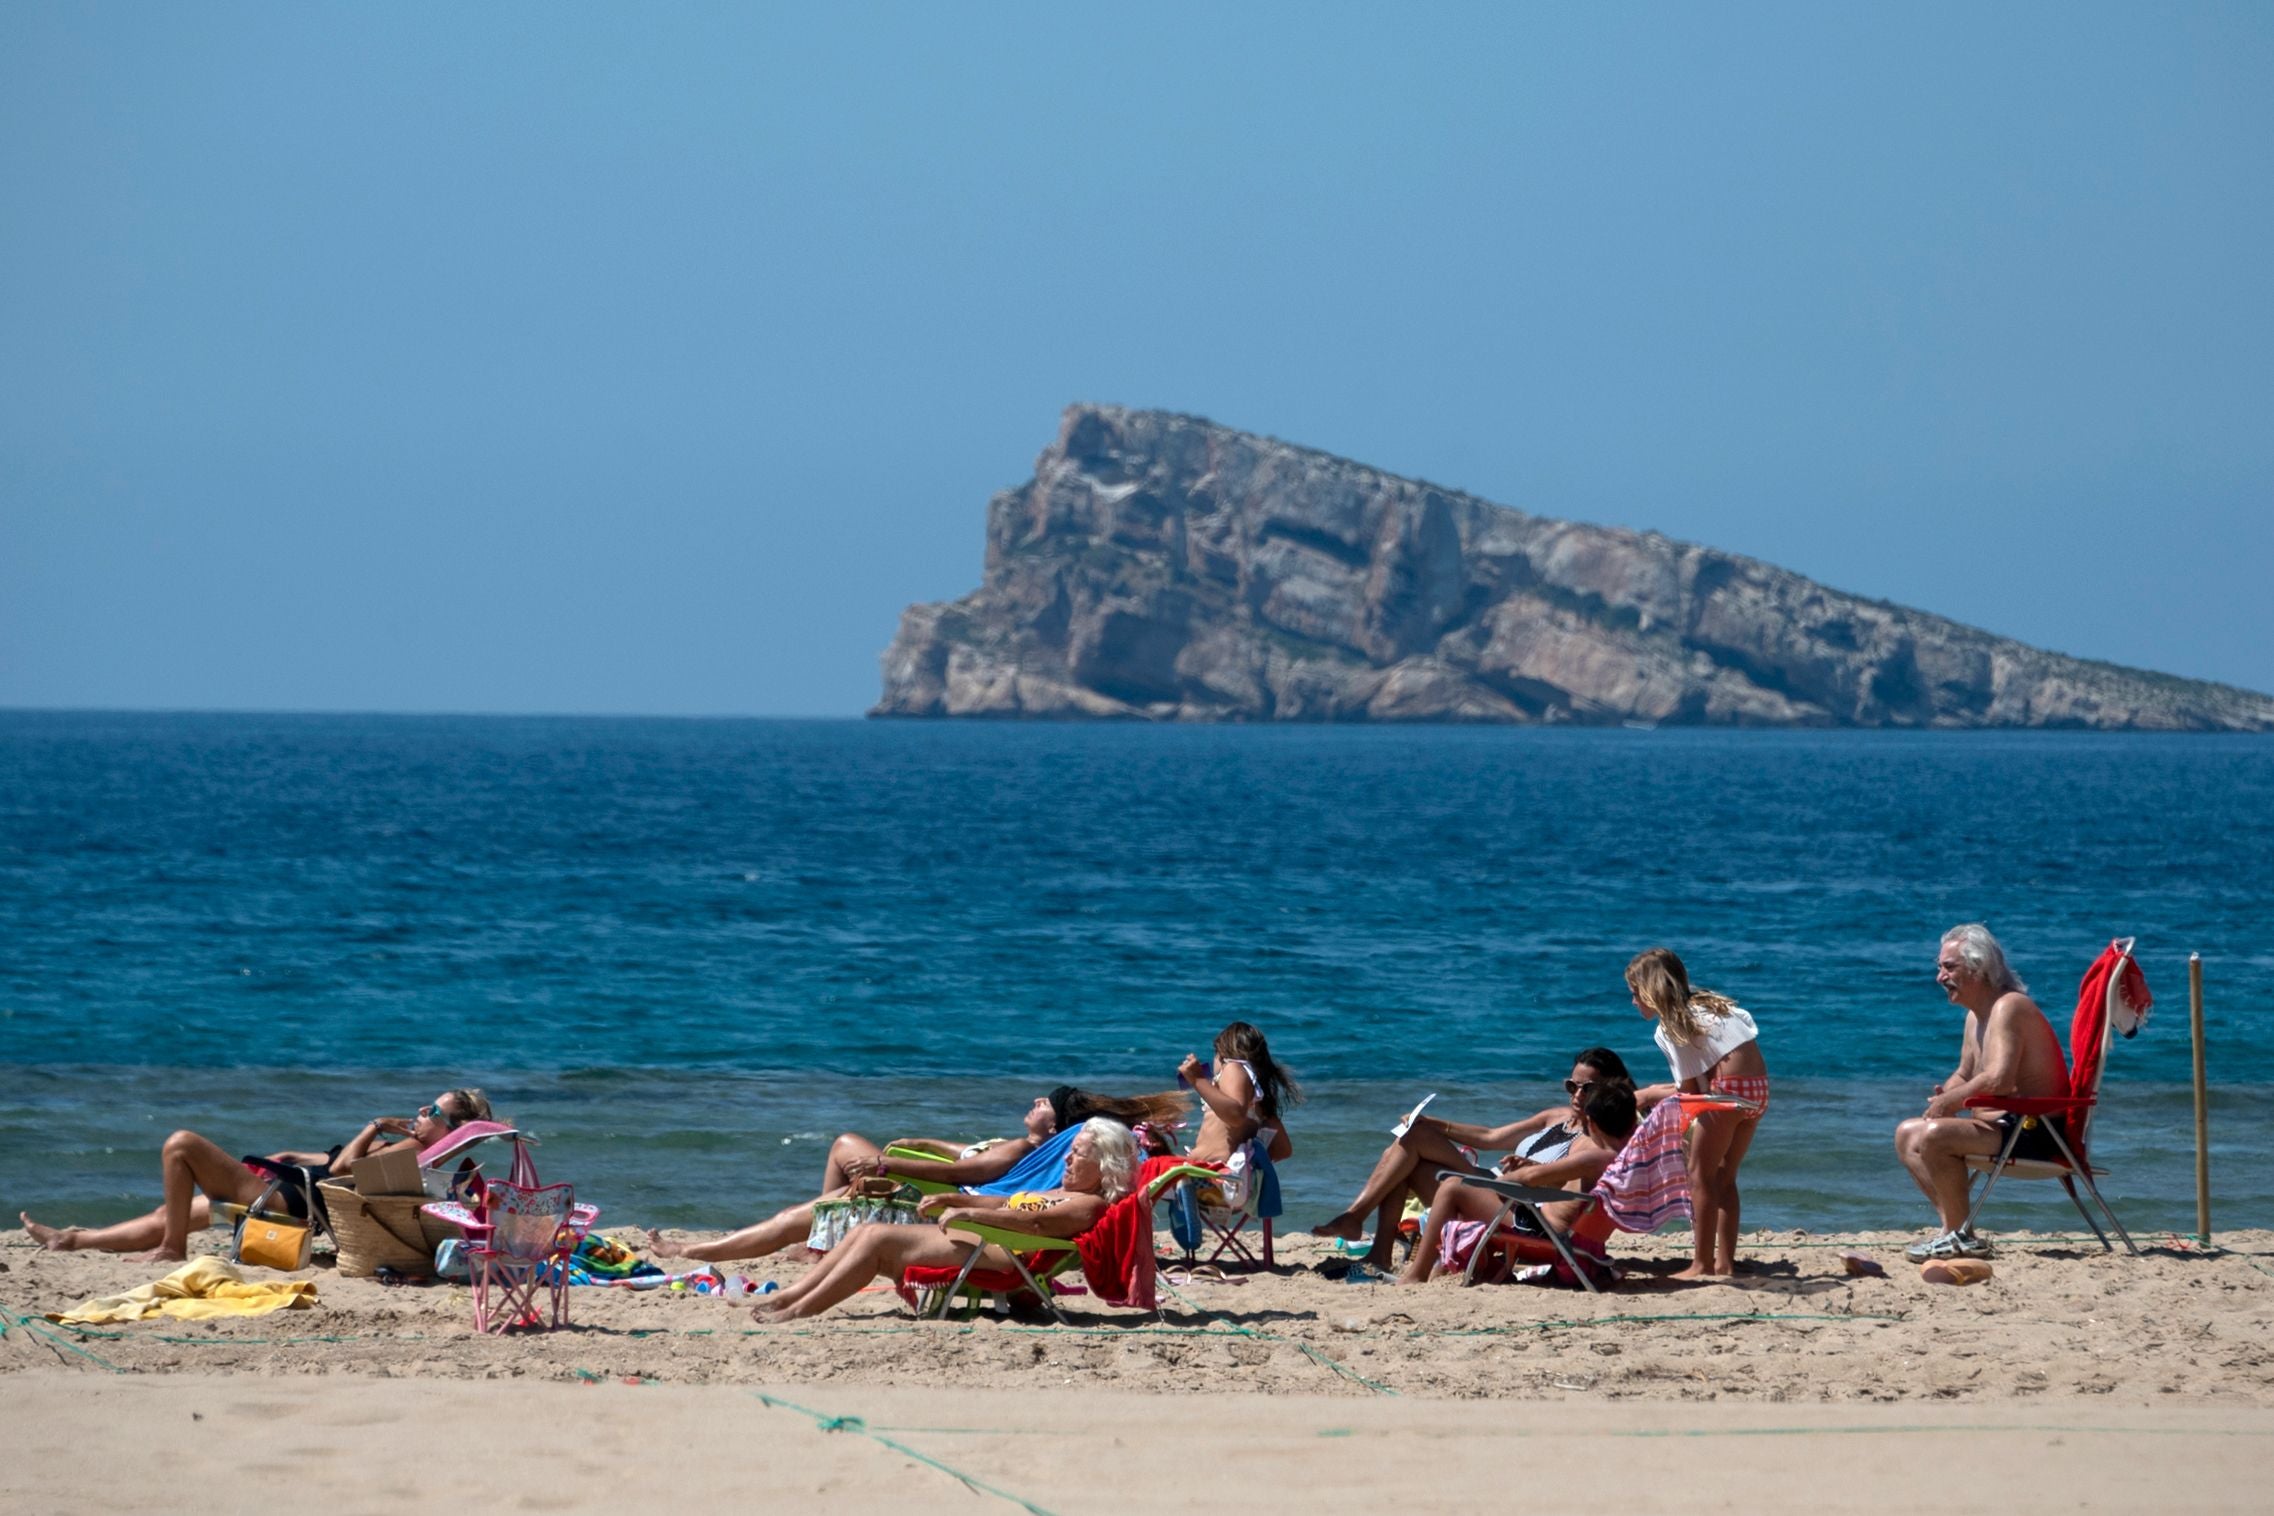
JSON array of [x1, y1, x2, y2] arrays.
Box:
[[1891, 924, 2069, 1261]]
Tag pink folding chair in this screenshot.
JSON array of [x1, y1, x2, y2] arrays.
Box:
[[463, 1181, 585, 1333], [420, 1134, 599, 1333]]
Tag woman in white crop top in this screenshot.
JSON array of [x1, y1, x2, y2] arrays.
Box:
[[1628, 946, 1770, 1281]]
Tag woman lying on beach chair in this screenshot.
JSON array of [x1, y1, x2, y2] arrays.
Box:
[[751, 1116, 1143, 1321], [647, 1085, 1184, 1265], [18, 1088, 492, 1263]]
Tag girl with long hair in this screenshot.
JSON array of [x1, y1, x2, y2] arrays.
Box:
[[1627, 946, 1769, 1279]]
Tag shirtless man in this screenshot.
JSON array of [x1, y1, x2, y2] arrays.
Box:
[[1892, 924, 2068, 1261]]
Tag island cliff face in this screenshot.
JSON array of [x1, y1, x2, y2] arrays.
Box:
[[875, 405, 2274, 730]]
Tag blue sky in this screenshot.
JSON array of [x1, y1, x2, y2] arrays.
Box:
[[3, 3, 2268, 715]]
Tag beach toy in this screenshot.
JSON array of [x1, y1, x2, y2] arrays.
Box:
[[1920, 1258, 1993, 1286]]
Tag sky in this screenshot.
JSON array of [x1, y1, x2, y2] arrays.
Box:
[[3, 3, 2269, 716]]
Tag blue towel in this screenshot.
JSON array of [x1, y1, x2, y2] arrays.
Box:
[[966, 1126, 1079, 1196], [1252, 1144, 1283, 1220]]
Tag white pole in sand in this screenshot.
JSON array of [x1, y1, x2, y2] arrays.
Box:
[[2190, 952, 2210, 1244]]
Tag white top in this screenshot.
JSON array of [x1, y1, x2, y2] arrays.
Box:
[[1654, 1004, 1760, 1084]]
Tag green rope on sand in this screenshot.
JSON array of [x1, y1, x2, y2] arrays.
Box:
[[0, 1300, 125, 1374], [1156, 1277, 1400, 1397], [753, 1391, 1061, 1516]]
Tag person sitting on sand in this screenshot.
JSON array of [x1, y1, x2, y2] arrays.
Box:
[[19, 1088, 492, 1263], [1893, 923, 2069, 1263], [1179, 1020, 1299, 1167], [751, 1116, 1142, 1321], [1310, 1046, 1634, 1268], [647, 1085, 1184, 1265], [1398, 1080, 1640, 1285]]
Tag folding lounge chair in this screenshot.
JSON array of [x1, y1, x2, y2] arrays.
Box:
[[1959, 937, 2149, 1254], [900, 1161, 1221, 1321], [1167, 1132, 1281, 1268], [1431, 1091, 1755, 1293]]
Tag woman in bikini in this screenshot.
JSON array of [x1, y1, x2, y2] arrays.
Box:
[[1311, 1047, 1635, 1269], [648, 1084, 1183, 1265], [1178, 1021, 1300, 1168], [18, 1088, 492, 1263], [750, 1116, 1142, 1322]]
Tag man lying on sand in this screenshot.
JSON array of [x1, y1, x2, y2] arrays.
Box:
[[20, 1087, 491, 1263], [1893, 923, 2068, 1262]]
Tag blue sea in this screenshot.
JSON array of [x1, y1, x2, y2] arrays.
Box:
[[4, 712, 2269, 1239]]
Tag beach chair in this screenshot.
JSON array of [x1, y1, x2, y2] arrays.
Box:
[[419, 1134, 600, 1330], [1432, 1092, 1753, 1294], [1959, 937, 2149, 1254], [898, 1160, 1220, 1321], [1166, 1131, 1282, 1268]]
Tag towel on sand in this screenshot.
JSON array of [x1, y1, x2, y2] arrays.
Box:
[[47, 1256, 320, 1324]]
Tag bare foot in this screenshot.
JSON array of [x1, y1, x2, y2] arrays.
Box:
[[1310, 1213, 1366, 1242], [20, 1213, 79, 1252], [1669, 1262, 1714, 1281], [126, 1245, 188, 1265], [643, 1228, 680, 1259]]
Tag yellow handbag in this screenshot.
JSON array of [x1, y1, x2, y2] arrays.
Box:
[[235, 1210, 312, 1271]]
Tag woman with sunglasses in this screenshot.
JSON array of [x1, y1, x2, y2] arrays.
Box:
[[19, 1087, 491, 1263], [1309, 1047, 1633, 1270]]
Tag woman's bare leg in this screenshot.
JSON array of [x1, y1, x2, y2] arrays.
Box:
[[1315, 1122, 1479, 1244], [22, 1128, 253, 1260], [141, 1130, 264, 1263], [821, 1134, 882, 1192], [647, 1198, 827, 1264], [754, 1225, 984, 1322], [1711, 1118, 1760, 1275], [1674, 1114, 1740, 1279], [20, 1199, 211, 1255], [1398, 1175, 1502, 1285]]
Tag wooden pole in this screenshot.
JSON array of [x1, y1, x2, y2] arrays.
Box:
[[2190, 953, 2210, 1244]]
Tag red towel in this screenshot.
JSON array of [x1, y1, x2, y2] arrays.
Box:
[[1074, 1154, 1198, 1311], [2065, 941, 2152, 1161]]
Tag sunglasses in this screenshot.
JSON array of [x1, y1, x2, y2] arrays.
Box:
[[418, 1103, 462, 1128], [1564, 1079, 1596, 1096]]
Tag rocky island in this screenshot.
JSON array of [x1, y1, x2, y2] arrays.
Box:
[[875, 405, 2274, 730]]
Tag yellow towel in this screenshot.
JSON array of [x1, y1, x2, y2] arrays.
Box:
[[47, 1256, 320, 1324]]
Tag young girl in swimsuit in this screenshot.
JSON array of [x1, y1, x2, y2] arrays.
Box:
[[1179, 1020, 1299, 1166], [1628, 947, 1769, 1280]]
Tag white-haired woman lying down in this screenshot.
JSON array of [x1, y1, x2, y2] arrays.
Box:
[[751, 1117, 1140, 1323]]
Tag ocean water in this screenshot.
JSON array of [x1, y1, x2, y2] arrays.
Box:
[[3, 712, 2269, 1238]]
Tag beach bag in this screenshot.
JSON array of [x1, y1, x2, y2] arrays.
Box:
[[321, 1180, 441, 1278], [234, 1209, 312, 1271]]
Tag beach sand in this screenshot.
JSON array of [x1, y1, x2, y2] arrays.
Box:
[[7, 1225, 2273, 1512]]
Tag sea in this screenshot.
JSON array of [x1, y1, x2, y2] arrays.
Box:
[[4, 711, 2269, 1241]]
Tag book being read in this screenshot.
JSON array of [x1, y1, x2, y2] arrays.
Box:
[[1390, 1093, 1437, 1139]]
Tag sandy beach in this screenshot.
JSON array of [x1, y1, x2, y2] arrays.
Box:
[[8, 1224, 2272, 1512]]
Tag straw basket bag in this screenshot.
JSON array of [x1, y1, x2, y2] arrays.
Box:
[[320, 1180, 442, 1278]]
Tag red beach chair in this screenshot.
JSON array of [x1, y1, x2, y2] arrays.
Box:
[[1958, 937, 2149, 1254]]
